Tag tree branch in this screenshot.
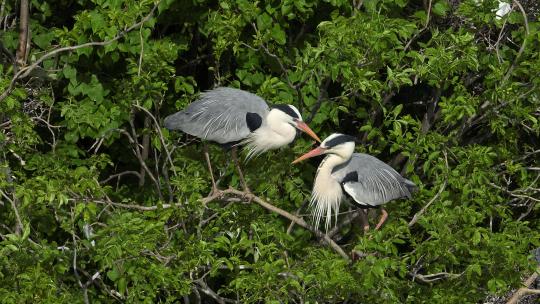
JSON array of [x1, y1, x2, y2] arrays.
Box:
[[408, 151, 447, 227], [0, 188, 23, 235], [0, 2, 160, 103], [90, 188, 351, 261], [501, 0, 530, 84], [506, 266, 540, 304], [15, 0, 29, 65]]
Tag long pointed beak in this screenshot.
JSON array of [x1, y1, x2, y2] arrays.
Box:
[[292, 147, 326, 164], [295, 121, 321, 143]]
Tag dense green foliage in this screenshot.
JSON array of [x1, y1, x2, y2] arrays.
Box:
[[1, 0, 539, 302]]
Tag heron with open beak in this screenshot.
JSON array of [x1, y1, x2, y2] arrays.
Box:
[[292, 133, 416, 232]]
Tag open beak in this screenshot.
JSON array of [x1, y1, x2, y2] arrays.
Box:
[[295, 121, 321, 143], [292, 146, 326, 164]]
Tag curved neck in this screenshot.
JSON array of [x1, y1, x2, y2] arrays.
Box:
[[310, 154, 348, 231], [317, 154, 348, 178]]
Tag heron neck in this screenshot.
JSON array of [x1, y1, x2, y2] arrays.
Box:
[[317, 154, 347, 176], [242, 123, 295, 158], [311, 154, 346, 231]]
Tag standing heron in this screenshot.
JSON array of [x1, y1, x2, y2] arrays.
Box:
[[164, 87, 321, 194], [292, 133, 416, 232]]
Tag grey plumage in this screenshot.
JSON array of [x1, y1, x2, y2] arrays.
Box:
[[332, 153, 416, 207], [293, 133, 416, 230], [164, 87, 269, 144]]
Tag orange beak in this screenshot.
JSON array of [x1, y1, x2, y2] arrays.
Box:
[[295, 121, 321, 143], [292, 146, 327, 164]]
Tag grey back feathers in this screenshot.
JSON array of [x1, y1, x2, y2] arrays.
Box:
[[164, 87, 269, 144], [332, 153, 416, 207]]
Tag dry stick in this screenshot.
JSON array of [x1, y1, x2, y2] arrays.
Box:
[[0, 188, 23, 235], [506, 266, 540, 304], [286, 200, 309, 234], [409, 271, 463, 284], [132, 104, 177, 177], [222, 188, 350, 261], [15, 0, 29, 65], [501, 0, 530, 85], [408, 179, 446, 227], [92, 188, 351, 261], [404, 0, 432, 51], [0, 2, 160, 103], [99, 170, 142, 185], [139, 116, 151, 186], [408, 151, 448, 227], [194, 280, 231, 304], [70, 209, 90, 304], [128, 118, 163, 201]]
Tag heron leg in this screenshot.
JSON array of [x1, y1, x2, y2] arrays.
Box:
[[203, 143, 220, 196], [360, 209, 370, 232], [374, 208, 388, 230], [231, 147, 251, 194]]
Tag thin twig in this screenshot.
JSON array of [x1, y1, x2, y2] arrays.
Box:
[[132, 103, 177, 177], [0, 188, 23, 235], [409, 271, 463, 283], [15, 0, 29, 65], [408, 151, 448, 227], [99, 170, 142, 185], [501, 0, 529, 84], [88, 188, 351, 261], [404, 0, 432, 51], [128, 117, 163, 200], [0, 2, 160, 102], [71, 208, 90, 304]]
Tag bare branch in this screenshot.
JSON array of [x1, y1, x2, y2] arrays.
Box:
[[506, 266, 540, 304], [128, 117, 163, 200], [404, 0, 432, 51], [0, 2, 160, 103], [408, 151, 448, 227], [132, 103, 177, 177], [88, 188, 351, 261], [15, 0, 29, 65], [70, 208, 89, 304], [99, 170, 142, 185], [501, 0, 530, 84], [0, 188, 23, 235], [409, 271, 463, 283]]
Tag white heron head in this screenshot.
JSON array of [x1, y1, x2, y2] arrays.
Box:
[[292, 133, 356, 164], [268, 104, 321, 143]]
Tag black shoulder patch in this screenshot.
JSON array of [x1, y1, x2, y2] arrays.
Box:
[[272, 104, 299, 119], [341, 171, 358, 184], [325, 135, 357, 148], [246, 112, 263, 132]]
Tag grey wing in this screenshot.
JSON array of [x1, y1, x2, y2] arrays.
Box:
[[332, 153, 416, 207], [164, 87, 269, 144]]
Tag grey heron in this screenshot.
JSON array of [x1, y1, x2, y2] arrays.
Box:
[[164, 87, 321, 194], [292, 133, 416, 232]]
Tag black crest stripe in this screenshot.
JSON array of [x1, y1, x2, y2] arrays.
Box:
[[325, 135, 357, 147], [272, 104, 299, 119]]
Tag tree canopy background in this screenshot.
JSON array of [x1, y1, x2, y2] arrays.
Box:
[[0, 0, 539, 302]]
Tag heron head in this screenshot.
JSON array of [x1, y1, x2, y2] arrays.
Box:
[[270, 104, 321, 143], [292, 133, 356, 164]]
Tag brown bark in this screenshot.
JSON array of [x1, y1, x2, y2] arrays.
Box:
[[16, 0, 29, 66]]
